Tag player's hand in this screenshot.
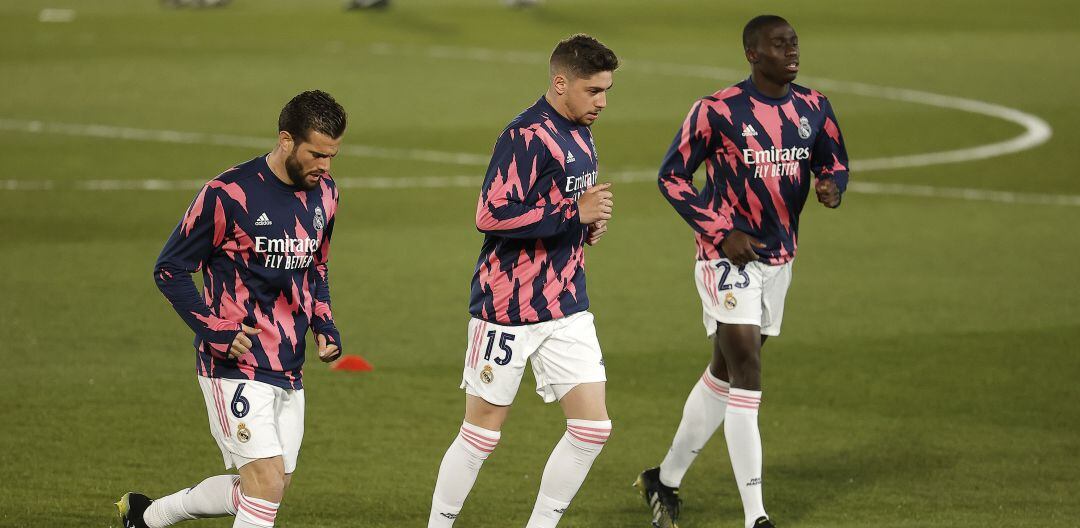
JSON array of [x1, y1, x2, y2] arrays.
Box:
[[721, 230, 766, 267], [228, 324, 261, 360], [586, 220, 608, 246], [578, 182, 613, 225], [816, 179, 841, 208], [317, 333, 341, 363]]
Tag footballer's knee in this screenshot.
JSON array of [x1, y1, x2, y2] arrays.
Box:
[[239, 458, 287, 501], [558, 382, 609, 421], [464, 394, 510, 431], [717, 326, 762, 389], [730, 360, 762, 390], [726, 343, 761, 385], [727, 348, 762, 389]]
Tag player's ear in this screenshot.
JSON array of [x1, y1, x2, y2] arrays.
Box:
[[278, 130, 294, 151], [745, 47, 759, 64], [552, 73, 568, 96]]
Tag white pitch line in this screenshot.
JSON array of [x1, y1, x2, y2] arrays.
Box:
[[847, 181, 1080, 207], [369, 43, 1053, 172], [39, 8, 76, 23], [0, 44, 1060, 209], [0, 118, 490, 167], [606, 171, 1080, 207], [3, 173, 1079, 208], [799, 78, 1053, 171], [0, 46, 1052, 175]]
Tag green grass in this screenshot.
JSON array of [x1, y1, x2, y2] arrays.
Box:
[[1, 1, 1079, 526]]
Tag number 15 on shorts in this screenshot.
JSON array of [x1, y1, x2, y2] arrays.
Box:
[[483, 330, 515, 366]]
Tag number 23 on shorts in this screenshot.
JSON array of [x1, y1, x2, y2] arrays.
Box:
[[715, 260, 750, 291]]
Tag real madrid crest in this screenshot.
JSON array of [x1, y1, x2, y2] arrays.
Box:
[[313, 206, 325, 232], [480, 365, 495, 384], [798, 116, 812, 139], [237, 422, 252, 443], [724, 292, 738, 311]]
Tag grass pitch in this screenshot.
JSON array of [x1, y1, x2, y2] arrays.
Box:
[[1, 1, 1078, 526]]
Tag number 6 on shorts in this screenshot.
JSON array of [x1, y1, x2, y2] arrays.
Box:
[[231, 383, 250, 418]]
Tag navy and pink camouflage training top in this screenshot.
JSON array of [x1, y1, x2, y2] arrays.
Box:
[[155, 155, 340, 390], [659, 78, 850, 264], [470, 96, 599, 325]]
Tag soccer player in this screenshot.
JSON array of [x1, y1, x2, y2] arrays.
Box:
[[116, 90, 347, 528], [427, 34, 617, 528], [635, 15, 849, 528]]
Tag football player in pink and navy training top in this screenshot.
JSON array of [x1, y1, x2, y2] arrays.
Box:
[[117, 90, 347, 528], [428, 34, 617, 528], [635, 15, 849, 528]]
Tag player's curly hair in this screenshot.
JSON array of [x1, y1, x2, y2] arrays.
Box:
[[549, 34, 619, 79], [278, 90, 347, 142], [743, 15, 790, 50]]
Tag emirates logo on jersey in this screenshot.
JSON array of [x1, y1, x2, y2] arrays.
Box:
[[742, 146, 811, 165], [564, 170, 597, 199], [255, 235, 320, 270], [743, 146, 811, 179]]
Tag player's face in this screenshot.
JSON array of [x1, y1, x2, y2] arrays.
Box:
[[566, 71, 613, 126], [749, 23, 800, 85], [284, 130, 341, 190]]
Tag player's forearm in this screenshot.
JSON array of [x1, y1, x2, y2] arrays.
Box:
[[658, 172, 733, 240], [311, 275, 336, 331], [475, 200, 580, 239], [154, 264, 240, 347], [669, 202, 733, 242], [309, 263, 342, 350]]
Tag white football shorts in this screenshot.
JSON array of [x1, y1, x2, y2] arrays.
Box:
[[695, 258, 793, 337], [197, 376, 305, 473], [460, 311, 606, 405]]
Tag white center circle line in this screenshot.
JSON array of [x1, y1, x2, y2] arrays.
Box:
[[371, 43, 1053, 171]]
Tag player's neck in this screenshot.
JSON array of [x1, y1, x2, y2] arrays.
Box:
[[544, 91, 575, 124], [265, 149, 293, 187], [750, 71, 790, 99]]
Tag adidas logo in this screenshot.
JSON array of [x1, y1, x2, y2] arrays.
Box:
[[254, 213, 272, 226], [566, 151, 576, 163], [741, 124, 759, 137]]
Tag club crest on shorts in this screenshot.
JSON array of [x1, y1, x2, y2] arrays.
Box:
[[798, 116, 812, 139], [724, 292, 738, 310], [313, 206, 325, 231], [237, 422, 252, 443], [480, 365, 495, 384]]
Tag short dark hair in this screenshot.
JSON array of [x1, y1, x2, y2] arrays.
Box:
[[742, 15, 789, 50], [549, 34, 619, 79], [278, 90, 347, 142]]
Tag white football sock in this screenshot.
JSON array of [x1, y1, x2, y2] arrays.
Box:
[[725, 388, 767, 528], [233, 493, 278, 527], [659, 368, 729, 487], [428, 421, 501, 527], [526, 419, 612, 528], [143, 474, 240, 527]]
